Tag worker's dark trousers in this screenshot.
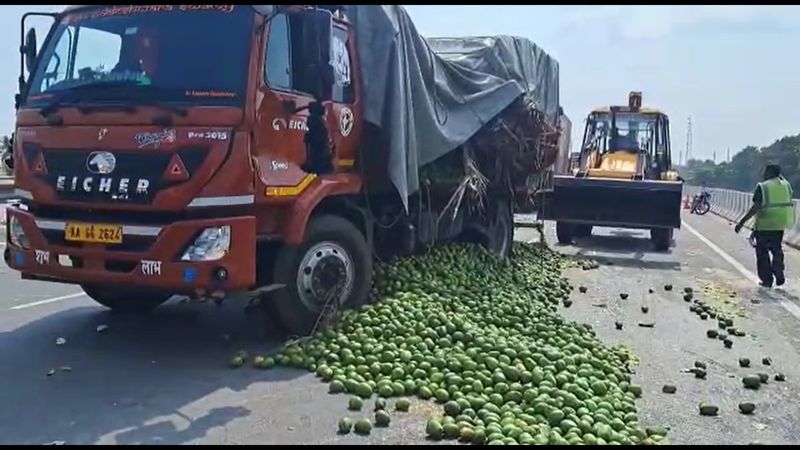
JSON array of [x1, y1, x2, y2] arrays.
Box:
[[754, 230, 785, 286]]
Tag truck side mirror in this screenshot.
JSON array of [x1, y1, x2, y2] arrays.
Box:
[[300, 8, 334, 101], [23, 28, 38, 74]]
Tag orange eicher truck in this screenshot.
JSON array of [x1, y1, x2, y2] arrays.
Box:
[[5, 5, 561, 334]]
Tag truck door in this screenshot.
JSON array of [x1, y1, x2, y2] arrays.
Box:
[[259, 12, 312, 172], [258, 13, 358, 175], [325, 25, 360, 171]]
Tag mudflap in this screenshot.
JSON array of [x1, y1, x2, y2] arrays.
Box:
[[537, 176, 683, 229]]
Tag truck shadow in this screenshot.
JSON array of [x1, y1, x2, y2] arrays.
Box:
[[0, 297, 309, 445], [112, 406, 250, 445], [565, 231, 681, 271]]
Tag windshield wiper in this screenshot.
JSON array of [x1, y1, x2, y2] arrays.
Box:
[[40, 98, 139, 119], [37, 80, 142, 117], [40, 100, 188, 125], [38, 82, 190, 119]]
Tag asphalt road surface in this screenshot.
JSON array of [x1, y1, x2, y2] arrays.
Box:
[[2, 211, 800, 445]]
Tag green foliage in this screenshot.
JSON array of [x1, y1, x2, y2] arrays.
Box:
[[682, 134, 800, 196]]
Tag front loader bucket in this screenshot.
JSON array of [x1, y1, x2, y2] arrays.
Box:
[[538, 176, 684, 229]]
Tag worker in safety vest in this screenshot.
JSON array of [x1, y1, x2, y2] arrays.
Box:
[[735, 164, 795, 287]]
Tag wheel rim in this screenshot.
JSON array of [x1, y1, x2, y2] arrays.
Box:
[[296, 242, 355, 313]]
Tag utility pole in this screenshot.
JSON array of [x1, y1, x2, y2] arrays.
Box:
[[727, 147, 730, 163], [684, 116, 692, 165]]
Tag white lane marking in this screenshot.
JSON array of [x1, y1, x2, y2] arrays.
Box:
[[681, 221, 759, 285], [10, 292, 86, 311], [682, 220, 800, 320]]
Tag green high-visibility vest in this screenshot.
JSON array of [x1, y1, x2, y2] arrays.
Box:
[[755, 177, 795, 231]]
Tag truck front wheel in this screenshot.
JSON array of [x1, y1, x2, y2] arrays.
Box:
[[271, 214, 372, 336], [81, 286, 171, 313]]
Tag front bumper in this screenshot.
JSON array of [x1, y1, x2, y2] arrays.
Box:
[[3, 206, 256, 294]]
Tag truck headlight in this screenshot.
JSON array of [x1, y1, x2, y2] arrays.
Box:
[[8, 216, 30, 249], [181, 226, 230, 262]]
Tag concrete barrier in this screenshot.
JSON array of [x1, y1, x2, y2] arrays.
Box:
[[686, 185, 800, 249]]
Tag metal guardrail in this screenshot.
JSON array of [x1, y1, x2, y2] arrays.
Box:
[[685, 185, 800, 249]]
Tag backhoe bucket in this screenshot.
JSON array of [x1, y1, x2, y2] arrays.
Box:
[[538, 176, 684, 229]]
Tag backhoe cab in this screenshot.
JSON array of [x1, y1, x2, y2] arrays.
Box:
[[579, 92, 677, 182]]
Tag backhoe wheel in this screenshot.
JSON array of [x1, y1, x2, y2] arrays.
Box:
[[487, 197, 514, 259], [651, 228, 673, 252], [81, 286, 171, 313], [271, 214, 372, 336], [556, 222, 573, 245], [574, 225, 593, 238]]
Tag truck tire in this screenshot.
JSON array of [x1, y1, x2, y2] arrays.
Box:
[[81, 286, 171, 313], [651, 228, 673, 252], [487, 198, 514, 259], [556, 222, 573, 244], [271, 214, 372, 336], [574, 225, 593, 238]]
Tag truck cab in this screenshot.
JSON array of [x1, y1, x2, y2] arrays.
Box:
[[5, 5, 554, 335], [5, 5, 370, 333]]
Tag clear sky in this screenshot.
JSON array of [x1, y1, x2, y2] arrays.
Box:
[[404, 5, 800, 163], [2, 5, 799, 163]]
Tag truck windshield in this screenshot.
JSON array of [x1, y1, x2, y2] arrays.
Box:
[[25, 5, 253, 108]]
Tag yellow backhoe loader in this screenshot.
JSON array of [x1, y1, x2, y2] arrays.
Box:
[[538, 92, 683, 251]]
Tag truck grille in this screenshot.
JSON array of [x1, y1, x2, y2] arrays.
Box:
[[23, 144, 208, 205]]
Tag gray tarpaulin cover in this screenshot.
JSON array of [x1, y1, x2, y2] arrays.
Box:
[[344, 5, 560, 208]]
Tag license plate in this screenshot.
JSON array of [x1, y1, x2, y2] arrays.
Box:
[[65, 223, 123, 244]]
